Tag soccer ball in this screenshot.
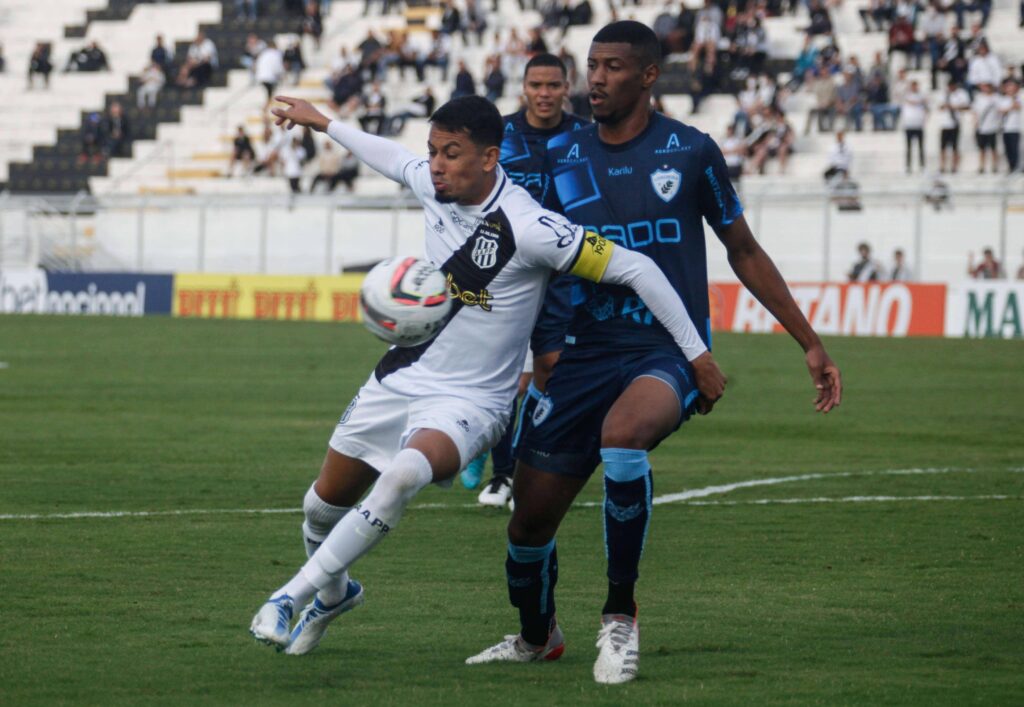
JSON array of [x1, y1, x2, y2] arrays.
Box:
[[359, 257, 452, 347]]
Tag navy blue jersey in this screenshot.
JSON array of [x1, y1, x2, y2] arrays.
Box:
[[500, 109, 588, 205], [544, 112, 743, 353]]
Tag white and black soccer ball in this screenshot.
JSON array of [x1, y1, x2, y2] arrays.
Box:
[[359, 257, 452, 347]]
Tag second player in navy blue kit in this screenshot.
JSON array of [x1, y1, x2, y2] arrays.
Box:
[[470, 53, 589, 508], [467, 22, 843, 684]]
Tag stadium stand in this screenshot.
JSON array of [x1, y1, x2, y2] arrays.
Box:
[[1, 0, 1022, 196]]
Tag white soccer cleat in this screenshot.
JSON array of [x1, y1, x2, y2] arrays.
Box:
[[465, 625, 565, 664], [477, 475, 512, 508], [285, 580, 365, 656], [249, 594, 294, 650], [593, 613, 639, 684]]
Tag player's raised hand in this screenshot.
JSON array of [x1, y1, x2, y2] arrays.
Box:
[[271, 96, 330, 132], [691, 351, 726, 415], [806, 344, 842, 413]]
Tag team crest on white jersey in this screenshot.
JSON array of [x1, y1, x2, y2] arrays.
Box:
[[650, 168, 681, 203], [471, 234, 499, 269]]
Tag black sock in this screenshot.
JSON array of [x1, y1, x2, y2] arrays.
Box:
[[603, 581, 637, 617]]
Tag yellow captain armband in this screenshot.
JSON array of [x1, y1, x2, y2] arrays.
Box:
[[569, 231, 615, 282]]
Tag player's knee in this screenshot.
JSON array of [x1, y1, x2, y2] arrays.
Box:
[[507, 509, 556, 547], [600, 424, 650, 451]]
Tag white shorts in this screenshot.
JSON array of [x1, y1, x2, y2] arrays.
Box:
[[328, 374, 509, 473]]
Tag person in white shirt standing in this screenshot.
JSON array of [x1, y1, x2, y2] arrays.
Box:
[[901, 80, 928, 173], [972, 81, 1001, 173], [966, 41, 1001, 96], [998, 78, 1021, 173], [254, 39, 285, 107], [889, 248, 913, 281], [939, 79, 970, 173]]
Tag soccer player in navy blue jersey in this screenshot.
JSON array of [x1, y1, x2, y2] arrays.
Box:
[[472, 53, 590, 508], [467, 21, 843, 683]]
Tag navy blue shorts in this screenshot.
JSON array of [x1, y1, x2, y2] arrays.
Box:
[[517, 347, 700, 478], [530, 275, 575, 357]]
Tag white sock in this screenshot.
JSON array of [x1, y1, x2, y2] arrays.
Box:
[[301, 484, 351, 606], [298, 448, 433, 591]]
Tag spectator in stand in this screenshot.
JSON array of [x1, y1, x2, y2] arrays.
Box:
[[936, 31, 968, 87], [335, 150, 359, 191], [888, 14, 920, 70], [866, 73, 898, 130], [721, 124, 746, 180], [440, 0, 462, 40], [804, 0, 833, 35], [483, 55, 507, 102], [824, 130, 853, 180], [499, 28, 528, 81], [790, 35, 818, 89], [283, 39, 305, 85], [735, 15, 769, 76], [735, 76, 761, 134], [310, 142, 342, 192], [998, 79, 1021, 173], [65, 41, 109, 72], [749, 108, 794, 174], [177, 30, 218, 88], [236, 0, 259, 22], [28, 42, 53, 89], [691, 0, 722, 73], [0, 43, 5, 73], [901, 80, 928, 172], [78, 112, 105, 165], [835, 66, 865, 131], [102, 101, 131, 159], [390, 86, 436, 134], [859, 0, 894, 32], [953, 0, 992, 29], [919, 2, 948, 89], [806, 65, 837, 134], [967, 41, 1001, 96], [849, 242, 882, 281], [137, 61, 165, 110], [525, 27, 549, 56], [451, 59, 476, 99], [275, 134, 307, 194], [968, 248, 1002, 278], [972, 81, 1000, 173], [464, 0, 489, 45], [255, 40, 284, 107], [377, 31, 414, 81], [240, 34, 267, 78], [358, 82, 388, 134], [889, 249, 913, 281], [329, 65, 363, 115], [416, 30, 451, 82], [150, 35, 172, 80], [227, 125, 256, 177], [357, 30, 384, 79], [300, 1, 323, 52], [938, 80, 971, 172]]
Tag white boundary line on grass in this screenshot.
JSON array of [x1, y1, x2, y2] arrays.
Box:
[[0, 467, 1020, 521]]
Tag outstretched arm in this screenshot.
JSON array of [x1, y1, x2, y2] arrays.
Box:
[[271, 96, 417, 184], [717, 215, 842, 413]]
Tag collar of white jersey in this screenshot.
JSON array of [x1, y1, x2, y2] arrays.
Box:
[[454, 166, 508, 216]]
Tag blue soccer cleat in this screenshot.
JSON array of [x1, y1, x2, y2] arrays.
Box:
[[460, 452, 488, 490], [285, 580, 365, 655]]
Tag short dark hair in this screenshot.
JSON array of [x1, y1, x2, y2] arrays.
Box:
[[592, 20, 661, 69], [523, 52, 567, 79], [429, 96, 503, 149]]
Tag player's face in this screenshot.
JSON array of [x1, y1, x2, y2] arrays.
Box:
[[427, 126, 499, 205], [523, 66, 568, 123], [587, 42, 657, 124]]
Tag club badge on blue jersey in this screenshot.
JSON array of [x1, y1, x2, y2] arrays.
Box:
[[650, 168, 681, 203]]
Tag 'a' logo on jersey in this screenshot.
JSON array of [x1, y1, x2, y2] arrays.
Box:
[[567, 144, 580, 160], [650, 168, 681, 203], [666, 133, 680, 150], [470, 234, 499, 269]]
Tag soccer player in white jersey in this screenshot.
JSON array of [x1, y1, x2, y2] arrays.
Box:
[[248, 95, 727, 656]]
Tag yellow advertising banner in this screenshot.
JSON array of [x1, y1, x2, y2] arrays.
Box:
[[173, 273, 367, 322]]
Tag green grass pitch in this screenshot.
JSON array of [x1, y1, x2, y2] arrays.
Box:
[[1, 315, 1022, 705]]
